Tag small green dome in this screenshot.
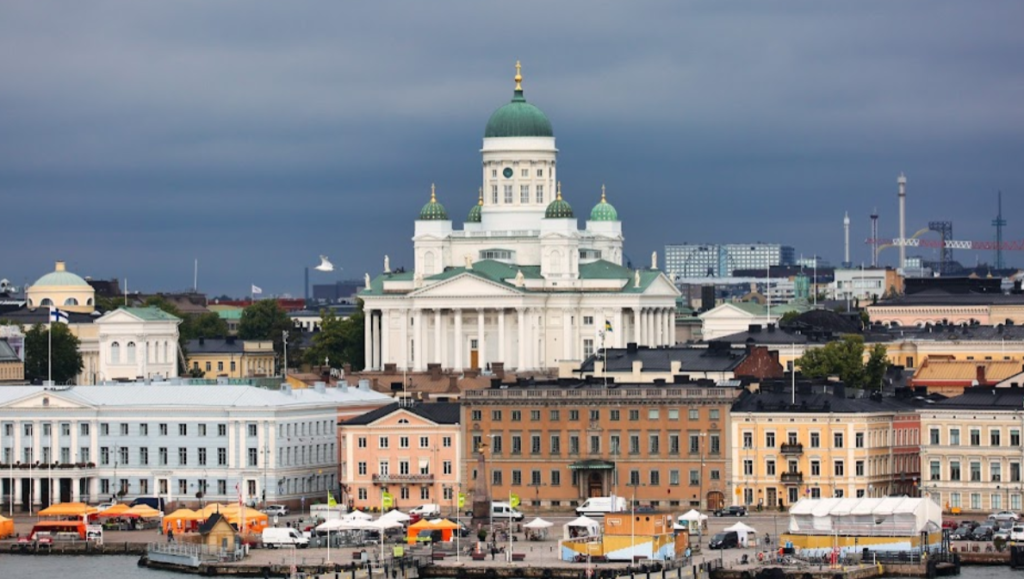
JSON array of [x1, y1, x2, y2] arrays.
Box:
[[589, 188, 618, 222], [467, 190, 483, 223], [33, 261, 90, 288], [418, 185, 449, 221], [484, 63, 553, 138], [544, 183, 574, 219]]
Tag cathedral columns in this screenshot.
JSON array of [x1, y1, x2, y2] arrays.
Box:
[[516, 308, 526, 370], [614, 310, 624, 348], [399, 309, 409, 369], [633, 308, 641, 345], [562, 309, 572, 360], [477, 308, 486, 370], [453, 309, 463, 371], [380, 311, 390, 367], [434, 309, 442, 367], [665, 307, 675, 346], [364, 310, 373, 370], [497, 309, 506, 366], [413, 310, 424, 371]]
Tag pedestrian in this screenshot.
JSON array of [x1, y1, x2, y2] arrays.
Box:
[[167, 528, 174, 543]]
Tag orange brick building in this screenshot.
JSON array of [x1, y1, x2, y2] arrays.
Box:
[[461, 381, 742, 513]]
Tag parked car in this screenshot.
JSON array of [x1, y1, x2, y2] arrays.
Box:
[[415, 530, 443, 544], [960, 520, 981, 530], [993, 527, 1011, 542], [709, 531, 739, 549], [93, 502, 116, 512], [950, 526, 973, 541], [714, 506, 747, 517], [942, 520, 958, 530], [1010, 525, 1024, 542], [262, 527, 309, 548], [490, 501, 524, 522], [409, 504, 441, 518], [263, 505, 289, 517], [989, 511, 1020, 522], [971, 524, 994, 541]]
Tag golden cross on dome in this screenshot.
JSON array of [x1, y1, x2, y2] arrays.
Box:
[[478, 187, 484, 205], [430, 183, 436, 202], [515, 60, 523, 91], [601, 184, 607, 203], [557, 181, 562, 200]]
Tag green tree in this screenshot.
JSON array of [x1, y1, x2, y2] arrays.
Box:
[[24, 323, 83, 383], [303, 302, 366, 370], [779, 311, 801, 326], [238, 300, 294, 357], [181, 312, 229, 340], [94, 295, 124, 313], [796, 334, 889, 390]]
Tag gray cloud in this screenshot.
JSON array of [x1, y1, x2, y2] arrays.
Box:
[[1, 1, 1022, 294]]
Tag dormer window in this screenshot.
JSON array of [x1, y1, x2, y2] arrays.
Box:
[[480, 249, 514, 263], [579, 249, 602, 261]]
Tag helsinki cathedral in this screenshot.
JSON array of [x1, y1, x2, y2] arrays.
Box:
[[361, 63, 679, 372]]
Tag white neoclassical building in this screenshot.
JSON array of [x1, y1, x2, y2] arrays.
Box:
[[360, 64, 680, 372], [95, 307, 181, 382]]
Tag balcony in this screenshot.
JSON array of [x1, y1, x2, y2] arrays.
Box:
[[781, 472, 804, 484], [372, 473, 434, 484], [780, 443, 804, 456]]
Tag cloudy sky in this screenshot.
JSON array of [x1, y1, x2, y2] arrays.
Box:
[[2, 1, 1022, 296]]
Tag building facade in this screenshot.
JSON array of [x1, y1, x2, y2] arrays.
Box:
[[462, 382, 740, 512], [26, 261, 96, 314], [0, 382, 389, 511], [730, 387, 920, 509], [918, 389, 1024, 513], [360, 65, 679, 373], [185, 338, 275, 379], [339, 402, 461, 514], [664, 244, 795, 280], [97, 307, 181, 381]]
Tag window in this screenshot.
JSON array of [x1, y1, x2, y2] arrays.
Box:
[[970, 461, 981, 482], [551, 470, 561, 486], [504, 185, 513, 203], [110, 342, 120, 364], [765, 432, 775, 448], [949, 461, 961, 481], [536, 184, 544, 203], [247, 423, 257, 437], [930, 428, 940, 445], [492, 470, 502, 486], [589, 409, 600, 421], [810, 432, 820, 448], [810, 460, 820, 477], [950, 428, 960, 445], [519, 185, 530, 203], [649, 434, 659, 455], [1012, 462, 1022, 483], [610, 434, 620, 455], [569, 410, 579, 421], [688, 408, 699, 420], [179, 424, 187, 436], [99, 423, 108, 436], [650, 470, 660, 486], [629, 434, 639, 454], [81, 423, 89, 436], [743, 460, 753, 476], [549, 410, 560, 421], [610, 410, 619, 421], [855, 432, 864, 448], [197, 448, 206, 466], [991, 430, 1001, 447], [833, 432, 843, 448], [971, 493, 981, 510], [582, 339, 594, 358], [970, 429, 980, 446], [582, 316, 594, 326], [159, 423, 168, 436], [218, 448, 227, 466], [855, 460, 864, 476], [491, 435, 502, 453], [550, 434, 560, 454], [126, 342, 136, 364], [379, 436, 389, 449], [569, 435, 579, 455], [529, 410, 541, 422], [589, 435, 600, 454], [710, 469, 721, 480], [930, 460, 941, 481], [511, 470, 522, 486], [179, 448, 188, 465], [1013, 430, 1022, 447], [689, 434, 700, 454], [669, 434, 679, 455], [628, 470, 640, 486], [709, 409, 720, 420], [742, 432, 753, 449], [834, 461, 845, 477], [399, 436, 409, 448], [248, 448, 257, 467], [511, 435, 522, 455], [710, 434, 720, 455], [629, 410, 639, 421], [120, 423, 129, 436], [992, 463, 1002, 482], [218, 424, 226, 436], [492, 410, 502, 421], [159, 447, 168, 466], [766, 460, 776, 476]]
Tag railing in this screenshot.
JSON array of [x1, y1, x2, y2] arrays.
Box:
[[781, 472, 803, 484], [0, 462, 96, 469], [147, 542, 244, 566], [465, 387, 738, 401], [372, 473, 434, 484], [781, 443, 804, 455]]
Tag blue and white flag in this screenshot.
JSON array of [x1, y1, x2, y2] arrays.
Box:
[[49, 307, 69, 324]]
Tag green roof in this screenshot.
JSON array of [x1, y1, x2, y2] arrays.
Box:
[[419, 195, 449, 221], [484, 67, 553, 138], [121, 306, 181, 322], [467, 198, 482, 223], [545, 195, 574, 219], [216, 309, 243, 320], [33, 270, 90, 288]]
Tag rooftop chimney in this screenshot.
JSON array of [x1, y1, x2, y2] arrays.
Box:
[[976, 365, 987, 385]]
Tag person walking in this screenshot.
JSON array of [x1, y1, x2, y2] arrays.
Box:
[[167, 528, 174, 543]]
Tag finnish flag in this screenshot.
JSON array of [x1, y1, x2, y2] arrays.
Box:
[[251, 284, 263, 295], [49, 307, 69, 324]]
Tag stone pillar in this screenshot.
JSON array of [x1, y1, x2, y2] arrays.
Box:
[[453, 309, 463, 371], [497, 309, 506, 366], [666, 307, 675, 346], [72, 477, 80, 502], [399, 309, 409, 370], [614, 310, 624, 348], [380, 310, 390, 367], [434, 309, 443, 366], [14, 473, 22, 506], [364, 309, 374, 370], [654, 309, 663, 346], [532, 309, 542, 369], [89, 477, 99, 503], [32, 478, 41, 508], [516, 308, 526, 370], [477, 309, 486, 370]]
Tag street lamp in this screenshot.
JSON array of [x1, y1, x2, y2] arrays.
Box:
[[698, 432, 707, 549], [484, 434, 500, 545], [626, 478, 644, 563], [261, 446, 271, 509]]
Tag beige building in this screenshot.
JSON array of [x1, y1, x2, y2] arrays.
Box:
[[0, 339, 24, 383], [919, 388, 1024, 513], [26, 261, 96, 314], [730, 385, 921, 509]]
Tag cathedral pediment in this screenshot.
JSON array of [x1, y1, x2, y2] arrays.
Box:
[[411, 272, 522, 298]]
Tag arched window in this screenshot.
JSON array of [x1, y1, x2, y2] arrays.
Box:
[[87, 298, 94, 306], [64, 297, 79, 306], [127, 342, 136, 364], [550, 250, 562, 273], [423, 251, 435, 274], [163, 341, 168, 364], [110, 342, 120, 364], [40, 298, 53, 307]]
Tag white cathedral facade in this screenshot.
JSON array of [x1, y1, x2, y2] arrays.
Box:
[[361, 64, 679, 372]]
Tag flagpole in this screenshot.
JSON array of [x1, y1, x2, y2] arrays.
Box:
[[48, 310, 52, 384]]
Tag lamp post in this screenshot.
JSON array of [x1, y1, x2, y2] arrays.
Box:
[[485, 434, 499, 545], [261, 446, 271, 509], [282, 330, 289, 379], [627, 479, 644, 563], [698, 432, 707, 549]]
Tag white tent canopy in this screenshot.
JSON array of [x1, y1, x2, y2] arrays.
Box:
[[525, 517, 554, 529], [379, 510, 411, 523], [343, 510, 373, 521], [678, 509, 708, 522], [564, 516, 601, 540], [723, 522, 757, 547], [787, 497, 941, 537]]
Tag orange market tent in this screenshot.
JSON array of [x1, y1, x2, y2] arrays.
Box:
[[428, 518, 460, 542], [38, 502, 97, 517], [96, 504, 132, 518], [197, 504, 228, 519], [0, 515, 14, 539], [222, 507, 268, 534], [163, 509, 201, 534], [406, 518, 437, 543], [125, 504, 163, 518]]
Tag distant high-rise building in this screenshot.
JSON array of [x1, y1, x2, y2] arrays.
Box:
[[795, 256, 832, 269], [664, 243, 795, 279]]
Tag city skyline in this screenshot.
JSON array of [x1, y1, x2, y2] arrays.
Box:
[[2, 2, 1022, 296]]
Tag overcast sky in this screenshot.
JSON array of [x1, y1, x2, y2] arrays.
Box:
[[2, 1, 1022, 297]]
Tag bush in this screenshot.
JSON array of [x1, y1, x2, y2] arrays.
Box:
[[994, 537, 1006, 552], [478, 529, 488, 542]]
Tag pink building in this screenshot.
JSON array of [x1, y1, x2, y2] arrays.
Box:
[[339, 402, 462, 514]]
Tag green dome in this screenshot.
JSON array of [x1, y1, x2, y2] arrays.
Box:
[[418, 186, 449, 221], [545, 184, 574, 219], [589, 189, 618, 221], [33, 262, 89, 288], [484, 64, 552, 138], [467, 194, 483, 223]]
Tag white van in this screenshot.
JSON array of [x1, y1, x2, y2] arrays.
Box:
[[409, 504, 441, 518], [1011, 525, 1024, 542], [576, 497, 627, 517], [262, 527, 309, 548], [491, 501, 524, 521]]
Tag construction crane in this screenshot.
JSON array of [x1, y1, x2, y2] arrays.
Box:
[[867, 236, 1024, 252]]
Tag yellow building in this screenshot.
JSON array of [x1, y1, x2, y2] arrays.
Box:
[[0, 339, 24, 383], [185, 337, 274, 378], [26, 261, 96, 314], [730, 385, 921, 509]]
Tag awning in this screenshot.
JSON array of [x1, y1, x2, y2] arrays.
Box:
[[569, 459, 615, 471]]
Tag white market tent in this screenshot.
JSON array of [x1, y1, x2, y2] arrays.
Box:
[[343, 510, 374, 521], [674, 509, 708, 532], [525, 518, 554, 529], [788, 497, 941, 537], [379, 510, 411, 523], [723, 522, 757, 547], [564, 516, 601, 540]]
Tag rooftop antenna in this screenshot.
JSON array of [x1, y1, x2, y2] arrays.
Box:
[[843, 211, 851, 268], [993, 191, 1006, 270], [870, 208, 879, 267]]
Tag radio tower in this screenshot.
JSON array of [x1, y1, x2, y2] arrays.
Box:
[[870, 208, 879, 267], [993, 191, 1006, 270]]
